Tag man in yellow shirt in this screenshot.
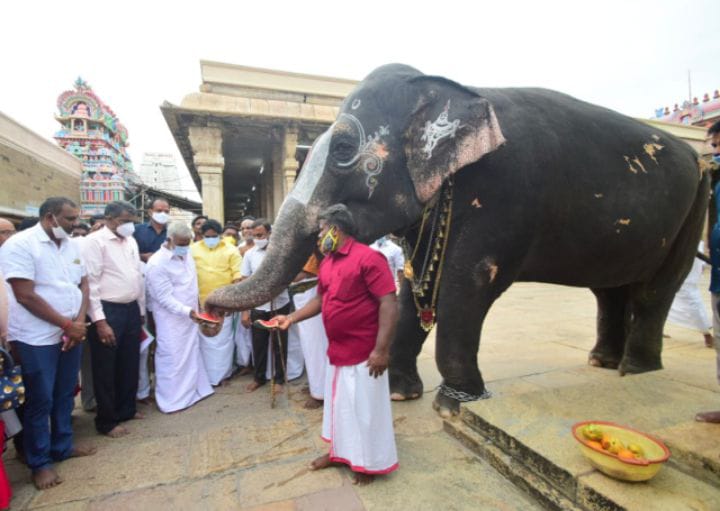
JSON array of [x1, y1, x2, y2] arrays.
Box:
[[191, 219, 242, 385]]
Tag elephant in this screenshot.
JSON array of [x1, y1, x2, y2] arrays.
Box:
[[206, 64, 710, 417]]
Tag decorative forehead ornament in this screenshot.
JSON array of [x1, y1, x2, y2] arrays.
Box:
[[421, 100, 461, 159], [335, 113, 390, 198]]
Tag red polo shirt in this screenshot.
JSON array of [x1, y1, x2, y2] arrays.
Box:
[[318, 237, 396, 366]]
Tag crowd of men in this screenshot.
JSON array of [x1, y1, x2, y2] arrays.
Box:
[[0, 197, 406, 497]]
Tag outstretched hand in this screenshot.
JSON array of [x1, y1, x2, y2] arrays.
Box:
[[272, 315, 293, 331], [367, 349, 389, 378]]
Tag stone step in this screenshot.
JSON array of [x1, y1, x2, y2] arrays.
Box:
[[447, 372, 720, 510]]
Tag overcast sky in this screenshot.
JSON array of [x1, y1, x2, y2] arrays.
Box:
[[2, 0, 718, 199]]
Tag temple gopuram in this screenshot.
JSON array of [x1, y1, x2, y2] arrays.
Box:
[[654, 89, 720, 129], [55, 78, 138, 217]]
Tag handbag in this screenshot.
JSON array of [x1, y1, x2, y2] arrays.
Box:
[[0, 347, 24, 410]]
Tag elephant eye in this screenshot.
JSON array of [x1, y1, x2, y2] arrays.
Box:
[[331, 139, 358, 166]]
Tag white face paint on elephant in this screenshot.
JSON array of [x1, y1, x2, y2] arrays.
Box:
[[288, 130, 331, 206]]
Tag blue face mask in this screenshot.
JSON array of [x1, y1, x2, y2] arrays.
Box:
[[204, 236, 220, 249], [713, 154, 720, 165], [173, 246, 189, 257]]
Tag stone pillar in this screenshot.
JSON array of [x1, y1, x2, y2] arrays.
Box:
[[281, 125, 299, 198], [188, 126, 224, 224]]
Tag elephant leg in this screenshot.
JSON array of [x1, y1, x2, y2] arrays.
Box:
[[389, 279, 430, 401], [588, 286, 630, 369]]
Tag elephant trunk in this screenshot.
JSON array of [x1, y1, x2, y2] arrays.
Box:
[[204, 198, 319, 311]]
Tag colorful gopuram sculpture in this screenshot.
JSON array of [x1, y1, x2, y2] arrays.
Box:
[[55, 77, 137, 216], [654, 89, 720, 129]]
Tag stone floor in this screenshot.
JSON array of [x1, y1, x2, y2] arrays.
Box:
[[4, 278, 718, 510]]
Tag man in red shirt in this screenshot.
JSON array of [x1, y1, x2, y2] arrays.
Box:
[[274, 204, 399, 485]]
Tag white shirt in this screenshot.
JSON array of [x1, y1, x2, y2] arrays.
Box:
[[1, 224, 85, 346], [146, 246, 198, 317], [370, 238, 405, 279], [240, 245, 290, 311]]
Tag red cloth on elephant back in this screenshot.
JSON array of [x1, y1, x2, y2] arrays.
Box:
[[318, 237, 396, 366]]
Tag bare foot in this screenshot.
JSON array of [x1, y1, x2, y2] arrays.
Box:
[[246, 381, 262, 393], [106, 425, 129, 438], [704, 334, 714, 348], [70, 444, 97, 457], [220, 378, 232, 387], [33, 467, 62, 490], [304, 397, 323, 409], [273, 384, 284, 395], [352, 472, 375, 485], [301, 385, 310, 395], [133, 411, 145, 420], [696, 410, 720, 423], [309, 453, 342, 471], [137, 397, 151, 405]]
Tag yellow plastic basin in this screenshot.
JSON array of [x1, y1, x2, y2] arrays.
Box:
[[571, 421, 670, 482]]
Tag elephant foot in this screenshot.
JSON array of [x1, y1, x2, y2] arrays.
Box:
[[588, 351, 621, 370], [618, 357, 662, 376], [389, 370, 423, 402], [432, 393, 460, 419]]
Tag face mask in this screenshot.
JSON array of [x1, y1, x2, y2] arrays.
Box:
[[242, 233, 254, 242], [204, 236, 220, 249], [152, 212, 169, 225], [51, 216, 69, 239], [320, 227, 339, 254], [713, 154, 720, 165], [223, 235, 238, 246], [254, 238, 269, 249], [117, 221, 135, 238], [173, 245, 189, 257]]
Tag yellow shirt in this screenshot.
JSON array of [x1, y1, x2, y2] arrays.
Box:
[[191, 240, 242, 306]]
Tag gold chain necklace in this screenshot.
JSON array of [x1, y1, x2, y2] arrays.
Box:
[[402, 179, 454, 331]]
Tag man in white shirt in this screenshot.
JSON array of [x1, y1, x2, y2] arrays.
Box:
[[83, 201, 145, 438], [1, 197, 96, 489], [370, 236, 405, 288], [146, 222, 213, 413], [241, 219, 291, 394]]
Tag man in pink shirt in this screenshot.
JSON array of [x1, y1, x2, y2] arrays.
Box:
[[274, 204, 399, 485], [83, 201, 145, 438]]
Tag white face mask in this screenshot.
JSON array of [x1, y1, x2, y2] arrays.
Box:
[[254, 238, 269, 249], [116, 221, 135, 238], [51, 216, 69, 239], [152, 212, 169, 225]]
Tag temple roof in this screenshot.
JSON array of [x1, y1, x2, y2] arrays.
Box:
[[654, 89, 720, 128]]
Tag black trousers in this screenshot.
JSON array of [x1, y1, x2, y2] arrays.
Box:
[[89, 300, 141, 434], [250, 303, 291, 385]]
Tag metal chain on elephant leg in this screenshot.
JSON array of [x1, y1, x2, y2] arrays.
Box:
[[437, 383, 492, 403]]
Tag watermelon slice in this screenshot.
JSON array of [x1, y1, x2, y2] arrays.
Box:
[[197, 312, 221, 324], [254, 318, 280, 330]]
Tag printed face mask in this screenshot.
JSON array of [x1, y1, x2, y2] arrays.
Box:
[[254, 238, 269, 249], [319, 227, 339, 254], [117, 221, 135, 238], [204, 236, 220, 249]]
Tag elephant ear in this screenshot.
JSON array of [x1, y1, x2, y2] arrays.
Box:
[[405, 77, 506, 203]]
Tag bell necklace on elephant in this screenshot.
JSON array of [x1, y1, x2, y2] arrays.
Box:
[[401, 177, 455, 332]]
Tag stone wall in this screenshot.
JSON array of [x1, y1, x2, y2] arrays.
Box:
[[0, 112, 81, 218]]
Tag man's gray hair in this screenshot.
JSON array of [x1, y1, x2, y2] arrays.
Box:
[[318, 204, 357, 236], [105, 201, 137, 219], [167, 221, 193, 240]]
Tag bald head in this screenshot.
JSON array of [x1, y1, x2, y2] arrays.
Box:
[[0, 218, 16, 246]]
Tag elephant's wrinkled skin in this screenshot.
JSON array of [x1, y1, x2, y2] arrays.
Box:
[[206, 64, 710, 417]]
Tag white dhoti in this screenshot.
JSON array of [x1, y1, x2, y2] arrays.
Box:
[[321, 361, 398, 474], [155, 310, 214, 413], [232, 314, 253, 368], [668, 255, 712, 332], [200, 317, 235, 385], [292, 286, 328, 400]]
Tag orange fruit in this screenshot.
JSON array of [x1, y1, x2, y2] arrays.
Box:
[[601, 433, 613, 450], [617, 448, 635, 460], [586, 440, 603, 451]]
